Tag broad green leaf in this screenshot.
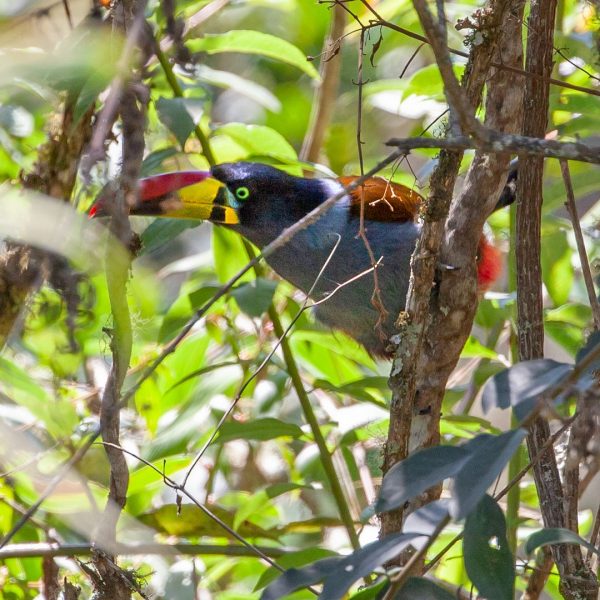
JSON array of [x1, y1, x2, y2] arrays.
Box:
[[481, 359, 572, 421], [213, 122, 299, 165], [212, 226, 254, 283], [140, 503, 273, 539], [230, 278, 278, 317], [234, 482, 304, 530], [156, 97, 205, 148], [524, 527, 600, 557], [376, 446, 470, 514], [464, 495, 514, 600], [545, 303, 593, 355], [190, 30, 319, 79], [451, 429, 526, 520], [216, 418, 304, 443], [461, 335, 500, 360]]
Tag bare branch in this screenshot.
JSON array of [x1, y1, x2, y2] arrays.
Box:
[[386, 134, 600, 164]]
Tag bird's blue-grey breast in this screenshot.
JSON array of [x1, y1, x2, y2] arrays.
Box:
[[211, 163, 420, 356]]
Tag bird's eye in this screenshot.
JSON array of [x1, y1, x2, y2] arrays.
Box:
[[235, 186, 250, 201]]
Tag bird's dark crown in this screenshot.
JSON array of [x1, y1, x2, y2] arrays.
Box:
[[210, 162, 327, 232]]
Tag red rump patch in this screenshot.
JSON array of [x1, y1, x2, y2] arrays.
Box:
[[138, 171, 211, 200], [477, 236, 503, 289]]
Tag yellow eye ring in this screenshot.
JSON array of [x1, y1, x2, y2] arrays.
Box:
[[235, 186, 250, 200]]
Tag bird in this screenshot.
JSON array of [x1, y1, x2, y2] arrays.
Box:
[[91, 162, 507, 357]]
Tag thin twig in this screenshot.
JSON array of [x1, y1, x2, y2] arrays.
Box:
[[352, 12, 600, 100], [560, 160, 600, 329], [99, 443, 297, 579], [355, 27, 389, 341]]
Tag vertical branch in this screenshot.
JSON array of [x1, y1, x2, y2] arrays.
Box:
[[300, 3, 346, 163], [91, 3, 148, 599], [381, 0, 518, 540], [516, 1, 597, 597]]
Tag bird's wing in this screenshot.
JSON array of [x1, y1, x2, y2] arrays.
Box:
[[337, 176, 423, 222]]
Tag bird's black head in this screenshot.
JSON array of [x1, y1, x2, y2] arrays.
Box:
[[210, 162, 326, 244]]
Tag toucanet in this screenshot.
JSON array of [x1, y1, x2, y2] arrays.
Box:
[[91, 162, 512, 357]]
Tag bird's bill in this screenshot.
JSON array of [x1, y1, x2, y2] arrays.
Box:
[[89, 171, 239, 224]]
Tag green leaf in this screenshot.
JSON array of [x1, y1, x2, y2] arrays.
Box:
[[451, 429, 526, 520], [156, 97, 204, 148], [190, 30, 320, 79], [376, 446, 470, 514], [541, 227, 573, 305], [461, 335, 500, 360], [141, 219, 202, 254], [545, 303, 593, 356], [481, 359, 572, 421], [230, 278, 278, 317], [212, 122, 299, 165], [464, 495, 514, 600], [524, 527, 600, 557], [216, 418, 304, 443]]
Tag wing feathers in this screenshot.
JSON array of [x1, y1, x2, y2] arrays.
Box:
[[338, 176, 423, 222]]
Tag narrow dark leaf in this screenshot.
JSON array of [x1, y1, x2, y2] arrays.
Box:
[[481, 359, 571, 421], [320, 533, 425, 600], [463, 495, 514, 600], [376, 446, 469, 514], [404, 499, 449, 537], [254, 548, 338, 592], [230, 279, 278, 317], [451, 429, 526, 520], [524, 527, 600, 557], [141, 218, 201, 254], [156, 97, 203, 148], [260, 557, 342, 600], [141, 147, 178, 176], [393, 577, 456, 599]]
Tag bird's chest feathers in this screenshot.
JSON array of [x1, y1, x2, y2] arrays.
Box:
[[264, 204, 351, 294]]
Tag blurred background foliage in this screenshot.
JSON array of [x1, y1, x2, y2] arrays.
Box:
[[0, 0, 598, 598]]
